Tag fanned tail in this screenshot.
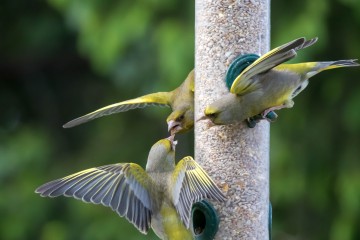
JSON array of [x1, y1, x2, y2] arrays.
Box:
[[315, 59, 359, 74], [327, 59, 359, 68]]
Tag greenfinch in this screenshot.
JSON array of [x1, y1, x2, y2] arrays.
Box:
[[63, 70, 194, 135], [200, 37, 359, 125], [35, 136, 225, 240]]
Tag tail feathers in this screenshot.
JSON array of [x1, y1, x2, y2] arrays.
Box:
[[328, 59, 359, 68], [302, 59, 359, 79], [316, 59, 359, 73]]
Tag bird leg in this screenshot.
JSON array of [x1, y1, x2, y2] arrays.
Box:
[[246, 110, 278, 128], [246, 117, 259, 128], [261, 100, 294, 119], [262, 106, 285, 118], [263, 111, 278, 122]]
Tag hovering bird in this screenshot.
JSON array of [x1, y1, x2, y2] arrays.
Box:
[[35, 136, 226, 240], [199, 37, 359, 125], [63, 70, 194, 135]]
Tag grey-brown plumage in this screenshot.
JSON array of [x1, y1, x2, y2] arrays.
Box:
[[35, 137, 225, 239], [200, 37, 359, 125], [63, 70, 194, 135]]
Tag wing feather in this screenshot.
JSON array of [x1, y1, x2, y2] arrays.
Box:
[[63, 92, 172, 128], [170, 157, 226, 228], [230, 37, 318, 95], [35, 163, 154, 234]]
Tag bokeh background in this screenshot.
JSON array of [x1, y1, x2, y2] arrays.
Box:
[[1, 0, 359, 239]]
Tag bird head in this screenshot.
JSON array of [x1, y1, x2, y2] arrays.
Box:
[[196, 106, 219, 128], [146, 137, 176, 172], [167, 108, 194, 135], [198, 94, 242, 125], [204, 106, 221, 123], [197, 104, 227, 126]]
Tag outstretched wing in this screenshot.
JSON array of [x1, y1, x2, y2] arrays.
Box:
[[35, 163, 154, 234], [170, 157, 226, 228], [230, 37, 318, 95], [187, 69, 195, 92], [63, 92, 172, 128]]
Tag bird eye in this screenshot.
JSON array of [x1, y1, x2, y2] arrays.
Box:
[[176, 115, 184, 121]]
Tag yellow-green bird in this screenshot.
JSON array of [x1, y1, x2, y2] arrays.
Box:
[[200, 37, 359, 125], [35, 136, 226, 240], [63, 70, 194, 135]]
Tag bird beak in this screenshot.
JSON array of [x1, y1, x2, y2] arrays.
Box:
[[196, 115, 208, 122], [166, 135, 177, 151], [167, 134, 174, 142], [196, 115, 216, 129], [167, 120, 181, 134]]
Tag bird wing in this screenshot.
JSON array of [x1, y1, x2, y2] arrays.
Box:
[[63, 92, 172, 128], [35, 163, 154, 234], [169, 156, 226, 228], [188, 70, 195, 92], [230, 37, 318, 95]]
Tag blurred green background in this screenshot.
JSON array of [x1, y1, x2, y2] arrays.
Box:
[[1, 0, 359, 239]]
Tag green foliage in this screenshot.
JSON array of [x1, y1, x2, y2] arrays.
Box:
[[270, 1, 360, 239], [0, 0, 359, 239], [47, 0, 194, 82]]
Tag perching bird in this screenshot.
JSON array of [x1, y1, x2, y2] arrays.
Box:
[[35, 136, 226, 240], [199, 37, 359, 125], [63, 70, 194, 135]]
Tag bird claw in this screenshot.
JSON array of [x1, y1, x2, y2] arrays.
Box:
[[246, 118, 259, 128], [246, 111, 278, 128], [264, 111, 278, 122], [262, 105, 285, 119]]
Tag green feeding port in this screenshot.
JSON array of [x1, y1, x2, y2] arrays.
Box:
[[225, 53, 260, 91], [191, 200, 220, 240]]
